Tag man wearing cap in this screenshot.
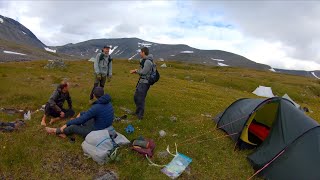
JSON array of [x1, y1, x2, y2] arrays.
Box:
[[41, 82, 75, 126], [90, 46, 113, 100], [45, 87, 114, 138]]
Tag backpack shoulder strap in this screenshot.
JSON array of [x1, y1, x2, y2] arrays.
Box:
[[98, 53, 104, 61]]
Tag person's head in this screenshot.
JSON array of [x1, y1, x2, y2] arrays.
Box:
[[140, 47, 149, 58], [102, 46, 110, 55], [93, 87, 104, 99], [59, 82, 69, 93]]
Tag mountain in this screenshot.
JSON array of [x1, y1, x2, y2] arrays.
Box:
[[0, 14, 319, 79], [274, 68, 320, 79], [54, 38, 271, 70], [0, 15, 74, 62], [0, 15, 45, 49]]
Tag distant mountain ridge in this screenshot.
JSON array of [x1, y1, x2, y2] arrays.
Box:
[[0, 14, 319, 79], [53, 38, 271, 70]]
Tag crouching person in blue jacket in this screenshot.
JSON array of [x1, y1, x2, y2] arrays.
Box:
[[45, 87, 114, 138]]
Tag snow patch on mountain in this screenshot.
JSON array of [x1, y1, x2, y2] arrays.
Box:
[[0, 18, 3, 23], [22, 31, 27, 35], [118, 51, 124, 56], [218, 62, 229, 67], [113, 50, 121, 55], [109, 46, 118, 55], [95, 49, 99, 52], [269, 68, 276, 72], [311, 72, 320, 79], [138, 42, 152, 47], [180, 51, 194, 54], [44, 47, 56, 53], [3, 50, 26, 56], [128, 53, 138, 60], [211, 58, 225, 62]]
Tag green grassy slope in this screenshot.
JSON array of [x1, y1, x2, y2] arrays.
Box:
[[0, 60, 319, 179]]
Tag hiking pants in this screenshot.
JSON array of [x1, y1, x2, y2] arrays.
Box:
[[90, 74, 107, 100], [63, 118, 95, 138], [45, 104, 75, 118], [134, 83, 150, 119]]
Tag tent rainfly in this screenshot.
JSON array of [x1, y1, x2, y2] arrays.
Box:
[[88, 57, 95, 62], [252, 86, 275, 98], [213, 97, 320, 179], [160, 63, 167, 68], [282, 94, 300, 108]]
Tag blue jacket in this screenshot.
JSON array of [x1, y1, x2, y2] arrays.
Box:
[[66, 94, 114, 130]]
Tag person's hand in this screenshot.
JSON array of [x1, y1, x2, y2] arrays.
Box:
[[60, 124, 67, 132], [60, 111, 65, 118], [96, 74, 102, 80], [130, 69, 137, 74], [107, 76, 112, 82]]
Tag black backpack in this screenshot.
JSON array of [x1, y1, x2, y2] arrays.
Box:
[[147, 60, 160, 85]]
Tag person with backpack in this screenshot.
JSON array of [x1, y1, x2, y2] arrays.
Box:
[[41, 82, 75, 126], [130, 47, 159, 120], [45, 87, 114, 138], [90, 45, 113, 100]]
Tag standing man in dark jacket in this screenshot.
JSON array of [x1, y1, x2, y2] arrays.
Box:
[[90, 46, 113, 100], [45, 87, 114, 138], [130, 47, 154, 120], [41, 82, 75, 126]]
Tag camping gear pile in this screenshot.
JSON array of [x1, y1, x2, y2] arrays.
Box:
[[214, 97, 320, 179], [0, 120, 26, 132]]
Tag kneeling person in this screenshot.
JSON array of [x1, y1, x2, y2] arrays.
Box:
[[45, 87, 114, 138], [41, 82, 75, 126]]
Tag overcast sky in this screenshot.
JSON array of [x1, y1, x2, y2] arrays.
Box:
[[1, 0, 320, 70]]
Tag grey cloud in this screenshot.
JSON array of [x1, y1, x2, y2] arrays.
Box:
[[11, 1, 177, 45], [193, 1, 320, 62]]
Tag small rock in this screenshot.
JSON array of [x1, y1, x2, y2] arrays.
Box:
[[120, 107, 133, 114], [94, 170, 118, 180], [185, 76, 190, 79], [159, 130, 166, 137], [157, 151, 169, 158], [44, 59, 66, 69], [201, 113, 212, 118], [169, 116, 177, 122], [185, 166, 191, 175], [172, 134, 178, 137]]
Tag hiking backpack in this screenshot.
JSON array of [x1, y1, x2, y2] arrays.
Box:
[[147, 60, 160, 85], [99, 53, 112, 66]]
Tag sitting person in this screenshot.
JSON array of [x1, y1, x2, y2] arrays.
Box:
[[45, 87, 114, 138], [41, 82, 75, 126]]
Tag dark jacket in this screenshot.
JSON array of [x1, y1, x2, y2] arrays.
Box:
[[66, 94, 114, 130], [48, 87, 72, 112]]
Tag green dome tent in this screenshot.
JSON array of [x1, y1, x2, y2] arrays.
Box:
[[214, 97, 320, 179]]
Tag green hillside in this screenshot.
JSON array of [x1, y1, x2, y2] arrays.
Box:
[[0, 60, 319, 179]]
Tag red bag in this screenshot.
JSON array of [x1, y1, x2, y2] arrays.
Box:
[[131, 139, 156, 157]]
